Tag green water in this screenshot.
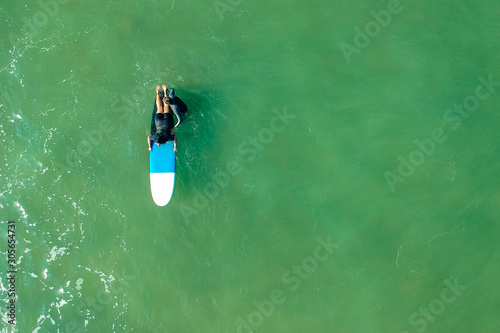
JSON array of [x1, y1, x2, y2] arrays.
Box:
[[1, 0, 500, 332]]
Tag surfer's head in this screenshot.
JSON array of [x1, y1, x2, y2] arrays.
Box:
[[151, 131, 168, 145], [155, 130, 170, 144]]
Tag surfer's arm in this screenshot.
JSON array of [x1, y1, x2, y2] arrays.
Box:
[[173, 136, 177, 152], [167, 88, 183, 127], [147, 135, 152, 151], [171, 104, 183, 127]]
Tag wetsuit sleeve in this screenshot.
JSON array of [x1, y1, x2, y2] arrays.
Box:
[[171, 104, 183, 127], [167, 88, 183, 127]]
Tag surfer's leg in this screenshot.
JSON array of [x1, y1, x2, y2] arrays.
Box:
[[156, 85, 164, 114], [162, 85, 171, 114]]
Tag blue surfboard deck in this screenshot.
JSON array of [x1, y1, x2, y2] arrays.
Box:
[[150, 140, 176, 173], [150, 140, 176, 206]]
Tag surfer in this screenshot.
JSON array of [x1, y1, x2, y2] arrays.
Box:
[[148, 85, 177, 152]]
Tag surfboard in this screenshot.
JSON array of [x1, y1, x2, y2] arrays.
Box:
[[150, 140, 176, 206]]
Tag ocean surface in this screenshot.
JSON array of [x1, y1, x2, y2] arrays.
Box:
[[1, 0, 500, 332]]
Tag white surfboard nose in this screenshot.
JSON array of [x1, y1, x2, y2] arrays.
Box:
[[150, 172, 175, 206]]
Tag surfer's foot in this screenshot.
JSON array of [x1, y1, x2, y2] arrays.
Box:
[[156, 85, 161, 95], [162, 85, 168, 95]]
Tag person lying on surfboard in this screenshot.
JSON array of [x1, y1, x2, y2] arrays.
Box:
[[148, 85, 177, 152]]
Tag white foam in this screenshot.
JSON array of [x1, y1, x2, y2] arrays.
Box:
[[33, 314, 47, 333], [76, 278, 83, 286], [72, 201, 87, 215], [15, 201, 28, 218], [47, 246, 68, 262]]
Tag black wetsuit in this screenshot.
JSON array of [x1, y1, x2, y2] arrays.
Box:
[[155, 112, 174, 132], [151, 112, 175, 143]]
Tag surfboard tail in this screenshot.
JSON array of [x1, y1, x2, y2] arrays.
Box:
[[150, 172, 175, 206]]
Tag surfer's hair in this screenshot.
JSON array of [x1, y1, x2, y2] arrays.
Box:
[[155, 129, 170, 144]]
